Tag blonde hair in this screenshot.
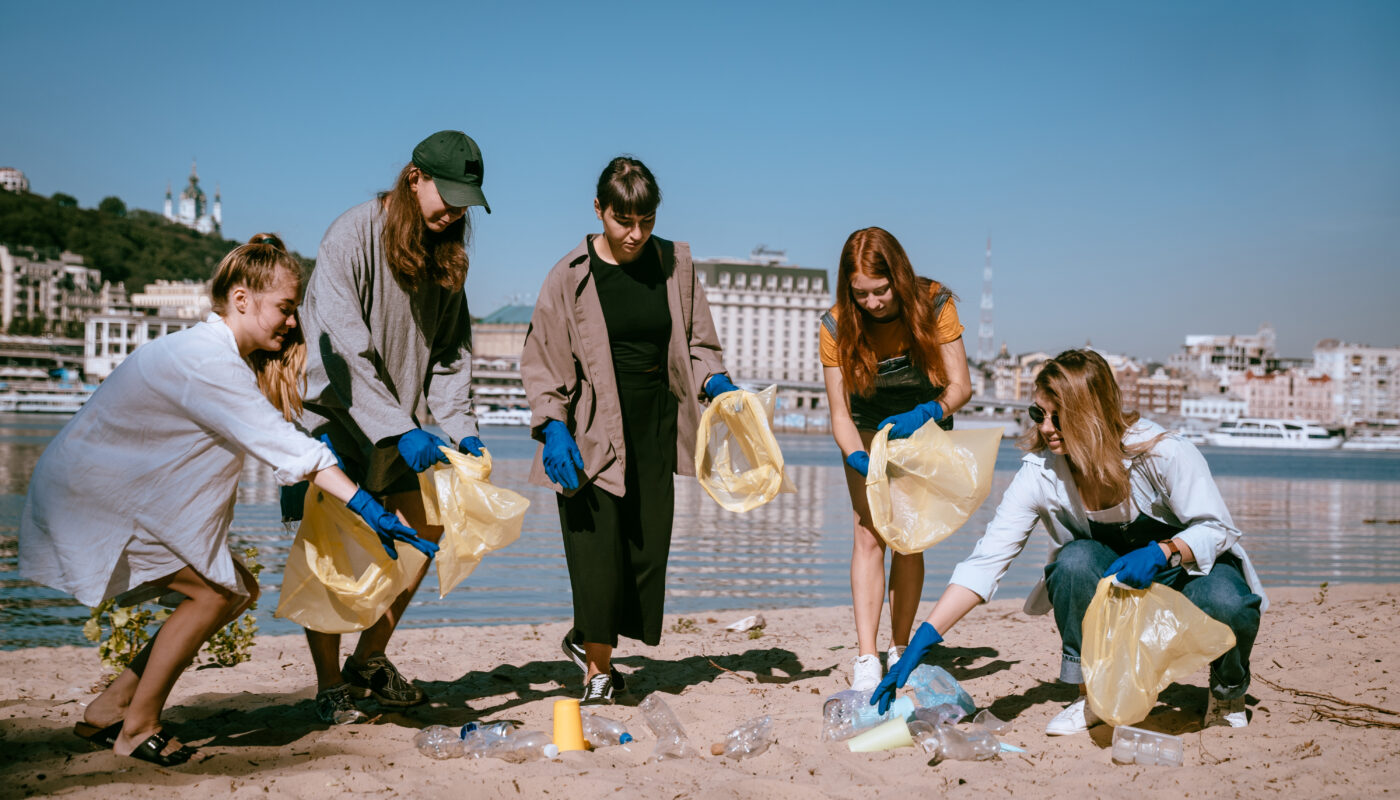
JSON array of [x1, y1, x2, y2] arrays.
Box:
[[1019, 349, 1162, 501], [209, 233, 307, 421], [380, 164, 470, 291]]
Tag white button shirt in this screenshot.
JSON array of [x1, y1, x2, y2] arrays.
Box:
[[948, 420, 1268, 615], [19, 315, 337, 607]]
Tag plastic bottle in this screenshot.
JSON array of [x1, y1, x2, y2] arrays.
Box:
[[581, 711, 635, 749], [821, 689, 916, 742], [414, 724, 464, 759], [639, 694, 698, 761], [971, 709, 1013, 736], [905, 665, 977, 716], [1111, 725, 1184, 767], [481, 730, 560, 763], [718, 715, 774, 760], [911, 702, 967, 727], [933, 722, 1000, 762], [460, 721, 514, 758]]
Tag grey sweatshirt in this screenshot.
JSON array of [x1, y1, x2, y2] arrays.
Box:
[[299, 198, 477, 491]]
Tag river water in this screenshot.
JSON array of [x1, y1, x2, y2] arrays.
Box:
[[2, 415, 1397, 649]]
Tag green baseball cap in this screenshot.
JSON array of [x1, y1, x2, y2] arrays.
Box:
[[411, 130, 491, 213]]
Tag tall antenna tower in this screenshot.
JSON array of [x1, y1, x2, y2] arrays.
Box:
[[977, 235, 994, 363]]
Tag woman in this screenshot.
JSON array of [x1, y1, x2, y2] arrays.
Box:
[[19, 236, 432, 765], [872, 349, 1267, 733], [290, 130, 489, 725], [821, 226, 972, 691], [521, 156, 734, 706]]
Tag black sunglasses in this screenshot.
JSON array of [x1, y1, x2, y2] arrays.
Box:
[[1028, 404, 1061, 431]]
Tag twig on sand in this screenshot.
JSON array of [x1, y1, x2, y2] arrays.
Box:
[[1258, 676, 1400, 728], [708, 657, 755, 683]]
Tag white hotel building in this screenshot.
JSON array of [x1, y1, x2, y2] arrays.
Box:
[[694, 248, 830, 428]]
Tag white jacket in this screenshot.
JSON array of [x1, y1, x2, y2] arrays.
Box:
[[948, 420, 1268, 615], [19, 316, 337, 606]]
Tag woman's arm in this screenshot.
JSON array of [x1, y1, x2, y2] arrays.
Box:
[[307, 465, 360, 504], [823, 365, 865, 458], [937, 337, 973, 416], [520, 269, 578, 439]]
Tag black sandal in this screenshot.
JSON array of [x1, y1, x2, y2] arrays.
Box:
[[73, 720, 123, 748], [128, 730, 196, 766]]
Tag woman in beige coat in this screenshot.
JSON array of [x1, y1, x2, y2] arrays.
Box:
[[521, 156, 735, 705]]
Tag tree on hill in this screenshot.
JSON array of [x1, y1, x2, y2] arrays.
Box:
[[98, 196, 127, 217]]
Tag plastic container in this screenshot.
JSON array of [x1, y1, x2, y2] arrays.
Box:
[[971, 709, 1012, 736], [718, 715, 774, 760], [847, 718, 915, 752], [639, 694, 699, 761], [905, 665, 977, 716], [1111, 725, 1184, 767], [911, 702, 967, 727], [477, 730, 560, 762], [552, 697, 588, 752], [581, 712, 635, 748], [821, 689, 916, 741], [460, 721, 514, 758], [934, 722, 999, 762], [414, 724, 464, 759]]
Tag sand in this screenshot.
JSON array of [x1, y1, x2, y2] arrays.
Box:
[[2, 583, 1398, 799]]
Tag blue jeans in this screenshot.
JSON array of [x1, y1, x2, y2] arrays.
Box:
[[1044, 538, 1262, 700]]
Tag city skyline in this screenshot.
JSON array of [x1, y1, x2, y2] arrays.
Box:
[[3, 1, 1396, 362]]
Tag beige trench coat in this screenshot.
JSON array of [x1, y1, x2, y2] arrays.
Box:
[[521, 235, 727, 496]]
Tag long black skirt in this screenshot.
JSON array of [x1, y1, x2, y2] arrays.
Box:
[[557, 370, 677, 647]]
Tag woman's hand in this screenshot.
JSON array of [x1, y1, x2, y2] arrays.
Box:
[[458, 436, 485, 457], [878, 400, 944, 439], [1104, 543, 1167, 589], [397, 429, 450, 472], [870, 622, 944, 713], [845, 450, 870, 477], [347, 489, 439, 560], [704, 373, 740, 400], [542, 420, 585, 491]]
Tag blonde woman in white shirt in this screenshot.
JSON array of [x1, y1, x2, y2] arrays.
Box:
[[19, 235, 436, 766], [870, 349, 1266, 734]]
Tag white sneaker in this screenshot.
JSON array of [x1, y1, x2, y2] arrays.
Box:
[[851, 654, 882, 692], [1203, 694, 1248, 728], [887, 645, 904, 668], [1045, 696, 1103, 736]]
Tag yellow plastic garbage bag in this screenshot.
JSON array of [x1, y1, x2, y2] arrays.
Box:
[[275, 487, 428, 634], [695, 385, 796, 513], [864, 422, 1002, 555], [417, 447, 528, 597], [1082, 577, 1237, 727]]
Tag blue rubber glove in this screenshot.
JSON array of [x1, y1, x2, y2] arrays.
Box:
[[346, 488, 439, 560], [1105, 542, 1168, 589], [458, 436, 485, 457], [704, 373, 740, 400], [871, 622, 944, 714], [845, 450, 870, 477], [542, 420, 585, 491], [397, 429, 450, 472], [878, 400, 945, 440]]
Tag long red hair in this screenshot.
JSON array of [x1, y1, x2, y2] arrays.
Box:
[[835, 227, 952, 397]]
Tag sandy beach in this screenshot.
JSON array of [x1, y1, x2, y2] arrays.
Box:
[[2, 583, 1397, 799]]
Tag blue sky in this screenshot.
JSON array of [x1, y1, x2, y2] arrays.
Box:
[[3, 0, 1396, 361]]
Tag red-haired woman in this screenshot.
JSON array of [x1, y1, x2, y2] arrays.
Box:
[[821, 226, 972, 692]]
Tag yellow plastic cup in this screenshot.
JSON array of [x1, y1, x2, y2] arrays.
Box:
[[847, 718, 915, 752], [553, 698, 589, 752]]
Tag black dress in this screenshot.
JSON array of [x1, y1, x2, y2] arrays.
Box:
[[556, 237, 678, 647]]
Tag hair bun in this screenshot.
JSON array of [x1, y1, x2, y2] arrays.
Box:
[[248, 233, 286, 252]]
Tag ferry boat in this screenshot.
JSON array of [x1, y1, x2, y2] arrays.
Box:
[[477, 407, 532, 426], [1204, 418, 1344, 450], [1341, 434, 1400, 452]]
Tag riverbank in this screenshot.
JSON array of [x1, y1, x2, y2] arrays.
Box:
[[2, 584, 1397, 799]]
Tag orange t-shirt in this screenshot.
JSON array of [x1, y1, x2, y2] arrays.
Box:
[[818, 282, 964, 367]]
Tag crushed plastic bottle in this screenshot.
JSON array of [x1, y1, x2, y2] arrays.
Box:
[[905, 665, 976, 716], [718, 715, 774, 760], [1111, 725, 1184, 767], [821, 689, 916, 741], [480, 730, 560, 763], [911, 720, 1000, 763], [911, 702, 967, 727], [581, 711, 635, 749], [639, 694, 699, 761], [415, 724, 464, 759], [460, 720, 514, 758], [971, 709, 1013, 736]]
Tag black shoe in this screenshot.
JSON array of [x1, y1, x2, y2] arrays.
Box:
[[341, 654, 426, 707], [315, 682, 369, 725], [562, 629, 627, 693], [580, 672, 614, 706]]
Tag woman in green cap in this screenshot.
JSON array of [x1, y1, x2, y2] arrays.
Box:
[[286, 130, 491, 725]]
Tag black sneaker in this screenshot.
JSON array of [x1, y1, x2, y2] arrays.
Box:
[[341, 654, 426, 707], [562, 629, 628, 693], [579, 672, 614, 706], [315, 683, 368, 725]]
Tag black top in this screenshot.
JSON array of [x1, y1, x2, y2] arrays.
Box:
[[589, 236, 671, 375]]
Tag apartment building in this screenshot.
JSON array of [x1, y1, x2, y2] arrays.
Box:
[[1313, 340, 1400, 425]]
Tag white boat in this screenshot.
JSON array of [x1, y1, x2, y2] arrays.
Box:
[[1341, 435, 1400, 452], [477, 407, 532, 426], [0, 388, 93, 414], [1204, 418, 1343, 450]]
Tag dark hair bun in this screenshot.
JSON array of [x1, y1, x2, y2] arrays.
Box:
[[247, 233, 287, 252]]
